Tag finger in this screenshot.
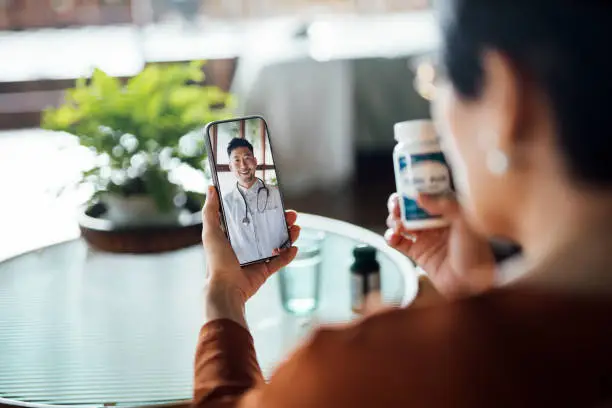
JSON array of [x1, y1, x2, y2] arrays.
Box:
[[384, 228, 402, 246], [385, 228, 417, 245], [416, 193, 460, 218], [201, 187, 236, 268], [289, 224, 301, 244], [266, 246, 298, 273], [387, 193, 401, 218], [285, 210, 298, 226], [385, 228, 417, 255], [386, 213, 399, 230], [388, 213, 422, 234], [386, 218, 419, 240]]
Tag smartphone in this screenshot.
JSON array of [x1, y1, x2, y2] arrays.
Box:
[[204, 116, 291, 267]]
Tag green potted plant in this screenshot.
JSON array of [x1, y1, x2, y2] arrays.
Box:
[[42, 61, 232, 226]]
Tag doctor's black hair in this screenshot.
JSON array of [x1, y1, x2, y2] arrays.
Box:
[[438, 0, 612, 186], [227, 138, 254, 157]]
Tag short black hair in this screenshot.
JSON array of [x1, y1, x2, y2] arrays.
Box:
[[227, 138, 254, 157], [438, 0, 612, 186]]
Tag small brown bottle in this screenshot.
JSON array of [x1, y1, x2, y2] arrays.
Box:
[[350, 245, 381, 314]]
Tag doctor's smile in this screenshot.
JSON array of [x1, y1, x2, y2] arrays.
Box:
[[231, 150, 257, 186]]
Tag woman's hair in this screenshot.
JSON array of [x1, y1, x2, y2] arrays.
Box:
[[439, 0, 612, 186]]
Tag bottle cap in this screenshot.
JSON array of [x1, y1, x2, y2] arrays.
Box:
[[394, 120, 438, 144], [353, 245, 377, 261]]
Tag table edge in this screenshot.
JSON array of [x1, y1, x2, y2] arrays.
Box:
[[0, 214, 418, 305], [296, 213, 418, 307], [0, 397, 191, 408]]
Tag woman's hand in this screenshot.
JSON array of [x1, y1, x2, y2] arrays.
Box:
[[385, 193, 495, 298], [202, 186, 300, 327]]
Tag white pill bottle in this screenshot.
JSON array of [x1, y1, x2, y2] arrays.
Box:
[[393, 120, 452, 230]]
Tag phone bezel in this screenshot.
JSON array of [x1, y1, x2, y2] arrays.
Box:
[[203, 115, 292, 267]]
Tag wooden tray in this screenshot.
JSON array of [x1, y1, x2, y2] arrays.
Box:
[[78, 199, 202, 254]]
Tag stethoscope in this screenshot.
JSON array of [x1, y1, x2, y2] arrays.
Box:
[[237, 178, 269, 226]]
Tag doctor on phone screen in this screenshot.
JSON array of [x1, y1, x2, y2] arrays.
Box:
[[222, 138, 289, 265]]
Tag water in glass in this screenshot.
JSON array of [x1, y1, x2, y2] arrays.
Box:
[[278, 231, 324, 315]]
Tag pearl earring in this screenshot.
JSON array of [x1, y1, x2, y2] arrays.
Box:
[[486, 149, 509, 175]]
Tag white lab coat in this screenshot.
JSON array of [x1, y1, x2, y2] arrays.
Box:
[[222, 179, 289, 264]]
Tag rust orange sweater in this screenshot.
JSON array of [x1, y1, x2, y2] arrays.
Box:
[[193, 287, 612, 408]]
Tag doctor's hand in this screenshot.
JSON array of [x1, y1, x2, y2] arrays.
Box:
[[385, 193, 495, 299], [202, 186, 300, 328]]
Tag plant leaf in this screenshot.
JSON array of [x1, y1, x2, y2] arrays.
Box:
[[40, 61, 232, 212]]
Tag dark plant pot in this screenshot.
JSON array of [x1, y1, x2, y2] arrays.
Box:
[[78, 196, 203, 254]]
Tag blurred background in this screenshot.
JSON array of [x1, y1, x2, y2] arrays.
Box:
[[0, 0, 438, 260]]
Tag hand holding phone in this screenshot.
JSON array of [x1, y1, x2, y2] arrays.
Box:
[[204, 116, 292, 267], [201, 185, 299, 325]]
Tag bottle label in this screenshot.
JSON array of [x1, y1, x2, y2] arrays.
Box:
[[397, 152, 451, 221]]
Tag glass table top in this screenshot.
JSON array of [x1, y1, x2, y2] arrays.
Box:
[[0, 214, 417, 407]]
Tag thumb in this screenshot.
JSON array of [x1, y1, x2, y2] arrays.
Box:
[[202, 186, 221, 230]]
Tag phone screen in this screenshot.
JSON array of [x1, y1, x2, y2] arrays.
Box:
[[205, 116, 291, 266]]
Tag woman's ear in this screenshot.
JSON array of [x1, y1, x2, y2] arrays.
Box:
[[480, 50, 548, 174], [478, 50, 521, 156]]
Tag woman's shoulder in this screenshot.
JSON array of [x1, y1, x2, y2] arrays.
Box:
[[264, 288, 612, 407], [351, 287, 612, 351]]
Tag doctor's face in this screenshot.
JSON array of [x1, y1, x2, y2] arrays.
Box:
[[229, 146, 257, 186]]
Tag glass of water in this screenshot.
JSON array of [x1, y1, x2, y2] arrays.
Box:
[[278, 230, 325, 316]]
